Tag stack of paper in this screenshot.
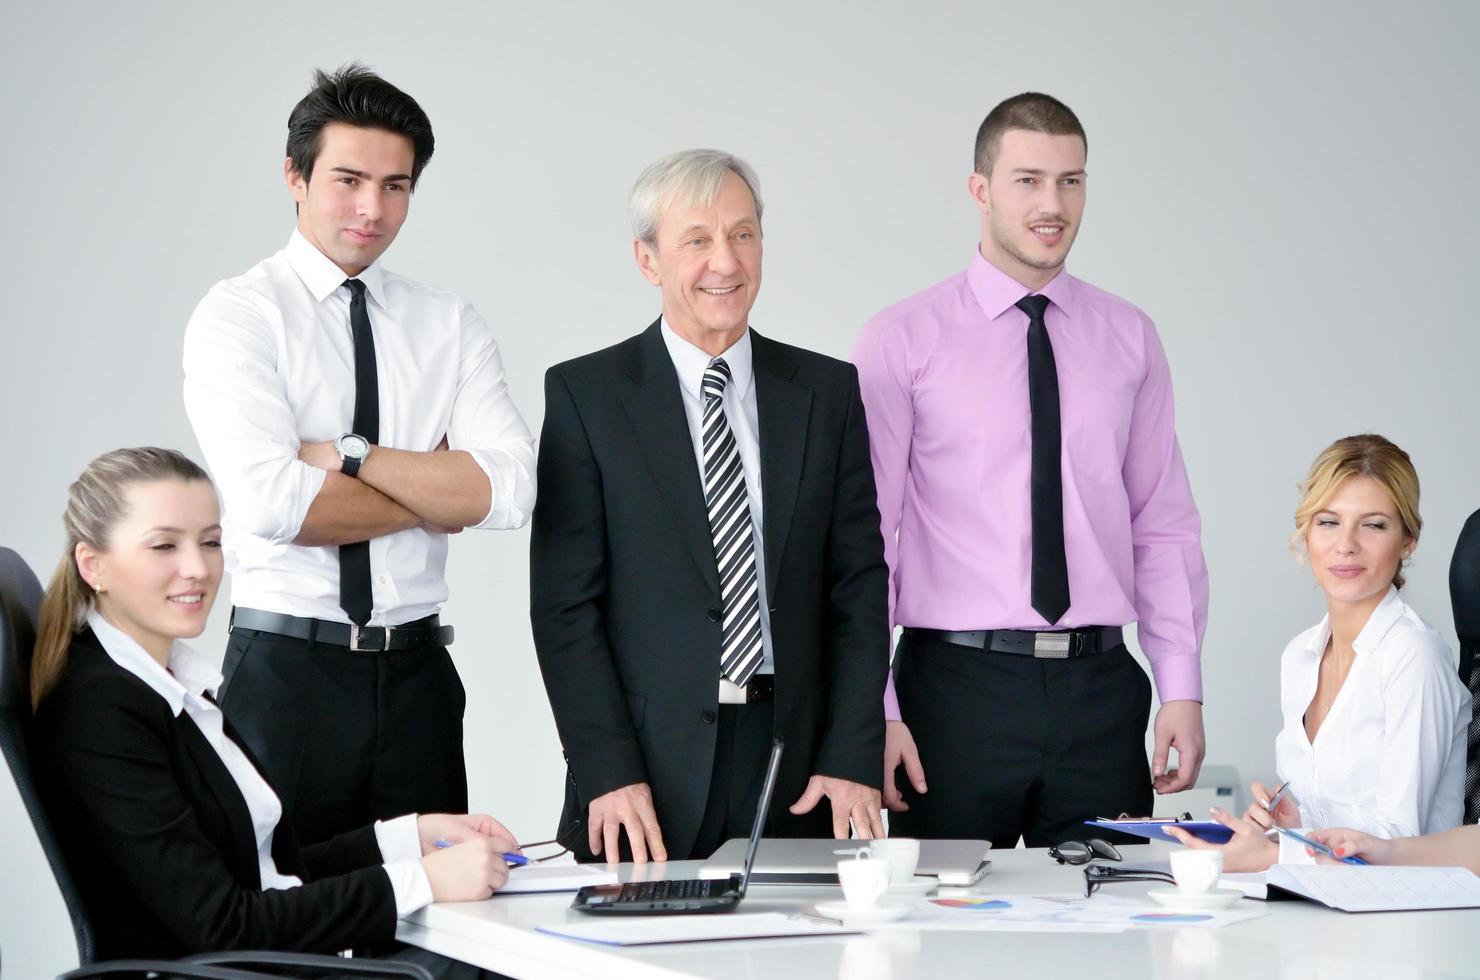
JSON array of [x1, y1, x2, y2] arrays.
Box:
[[1265, 865, 1480, 912]]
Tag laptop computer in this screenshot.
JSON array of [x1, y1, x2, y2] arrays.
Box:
[[698, 837, 993, 886], [570, 737, 785, 914]]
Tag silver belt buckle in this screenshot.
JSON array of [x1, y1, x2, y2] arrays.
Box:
[[1032, 632, 1072, 659], [348, 624, 392, 653]]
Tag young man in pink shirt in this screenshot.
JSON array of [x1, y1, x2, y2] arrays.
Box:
[[852, 93, 1208, 846]]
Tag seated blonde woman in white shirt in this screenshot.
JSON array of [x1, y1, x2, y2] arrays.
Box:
[[1169, 434, 1471, 871]]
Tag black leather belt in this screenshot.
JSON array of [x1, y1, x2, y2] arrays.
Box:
[[718, 673, 775, 704], [904, 626, 1123, 660], [229, 607, 454, 653], [745, 674, 775, 703]]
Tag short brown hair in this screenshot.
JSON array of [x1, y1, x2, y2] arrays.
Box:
[[1291, 434, 1422, 589], [973, 92, 1087, 176]]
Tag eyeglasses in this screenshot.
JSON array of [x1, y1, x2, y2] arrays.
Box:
[[1082, 863, 1175, 898], [514, 838, 571, 864], [1048, 838, 1122, 866]]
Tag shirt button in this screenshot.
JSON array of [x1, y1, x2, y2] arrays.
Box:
[[700, 709, 717, 724], [707, 609, 722, 623]]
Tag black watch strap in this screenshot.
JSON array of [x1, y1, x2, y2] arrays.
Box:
[[342, 455, 363, 478]]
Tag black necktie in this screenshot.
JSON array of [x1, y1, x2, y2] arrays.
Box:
[[1016, 294, 1071, 625], [341, 279, 378, 627]]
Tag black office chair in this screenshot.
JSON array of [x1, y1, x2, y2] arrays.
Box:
[[0, 547, 430, 980], [1451, 510, 1480, 826]]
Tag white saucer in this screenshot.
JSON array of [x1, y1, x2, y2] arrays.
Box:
[[885, 878, 937, 897], [814, 900, 913, 923], [1146, 887, 1244, 911]]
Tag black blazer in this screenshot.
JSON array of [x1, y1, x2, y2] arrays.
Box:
[[530, 321, 889, 860], [30, 630, 397, 960]]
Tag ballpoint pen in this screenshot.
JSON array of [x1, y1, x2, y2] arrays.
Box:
[[1275, 826, 1368, 865], [1260, 780, 1291, 817], [433, 838, 529, 866]]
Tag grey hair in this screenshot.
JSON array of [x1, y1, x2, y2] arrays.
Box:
[[629, 149, 764, 247]]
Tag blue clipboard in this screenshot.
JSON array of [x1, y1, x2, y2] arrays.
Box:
[[1085, 818, 1233, 844]]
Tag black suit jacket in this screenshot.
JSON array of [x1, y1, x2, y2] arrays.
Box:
[[530, 321, 889, 860], [31, 630, 397, 960]]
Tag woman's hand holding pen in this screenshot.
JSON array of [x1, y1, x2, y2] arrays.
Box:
[[416, 813, 521, 901], [421, 838, 512, 902], [1305, 828, 1394, 866], [416, 813, 519, 856], [1245, 780, 1300, 831]]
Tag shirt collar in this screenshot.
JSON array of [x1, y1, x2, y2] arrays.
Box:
[[285, 229, 387, 308], [86, 609, 223, 717], [1301, 586, 1406, 657], [966, 248, 1076, 322], [659, 319, 754, 401], [1353, 586, 1406, 654]]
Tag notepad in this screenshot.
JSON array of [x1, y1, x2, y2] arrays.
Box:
[[496, 864, 619, 894], [1265, 865, 1480, 912], [535, 912, 858, 945]]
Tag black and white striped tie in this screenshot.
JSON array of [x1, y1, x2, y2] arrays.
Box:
[[702, 358, 764, 688]]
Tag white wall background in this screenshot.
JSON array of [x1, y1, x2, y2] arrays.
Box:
[[3, 1, 1477, 973]]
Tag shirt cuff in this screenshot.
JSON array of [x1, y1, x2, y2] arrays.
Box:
[[1277, 829, 1318, 866], [464, 446, 536, 530], [375, 815, 435, 916], [375, 814, 422, 863], [1147, 652, 1203, 704]]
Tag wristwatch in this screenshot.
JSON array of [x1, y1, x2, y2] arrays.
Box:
[[334, 433, 372, 477]]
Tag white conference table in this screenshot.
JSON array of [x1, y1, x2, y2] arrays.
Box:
[[396, 844, 1478, 980]]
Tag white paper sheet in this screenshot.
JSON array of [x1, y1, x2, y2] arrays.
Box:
[[854, 893, 1263, 932], [535, 912, 858, 946], [495, 864, 619, 894]]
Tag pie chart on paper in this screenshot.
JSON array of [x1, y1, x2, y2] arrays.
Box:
[[930, 898, 1012, 910]]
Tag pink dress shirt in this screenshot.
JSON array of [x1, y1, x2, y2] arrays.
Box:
[[853, 252, 1208, 720]]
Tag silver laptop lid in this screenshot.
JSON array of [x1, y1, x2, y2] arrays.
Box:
[[701, 836, 992, 883], [736, 738, 785, 897]]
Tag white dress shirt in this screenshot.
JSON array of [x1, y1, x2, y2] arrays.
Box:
[[1274, 587, 1471, 857], [183, 231, 537, 625], [660, 322, 774, 675], [86, 610, 433, 914]]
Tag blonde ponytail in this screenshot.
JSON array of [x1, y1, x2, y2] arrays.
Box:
[[31, 554, 92, 710]]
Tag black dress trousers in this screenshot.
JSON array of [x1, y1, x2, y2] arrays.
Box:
[[220, 626, 469, 846], [889, 630, 1153, 848]]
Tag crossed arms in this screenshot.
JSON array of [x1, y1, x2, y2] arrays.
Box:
[[183, 290, 535, 547]]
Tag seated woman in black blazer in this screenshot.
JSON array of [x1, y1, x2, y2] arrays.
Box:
[[30, 448, 513, 978]]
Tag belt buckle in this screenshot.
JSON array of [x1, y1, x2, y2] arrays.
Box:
[[347, 624, 391, 653], [1032, 631, 1073, 659]]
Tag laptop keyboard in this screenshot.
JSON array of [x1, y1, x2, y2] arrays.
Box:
[[615, 878, 726, 903]]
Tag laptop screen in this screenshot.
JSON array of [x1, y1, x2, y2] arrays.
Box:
[[736, 738, 785, 896]]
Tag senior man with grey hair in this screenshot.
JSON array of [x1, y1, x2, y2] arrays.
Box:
[[530, 149, 890, 863]]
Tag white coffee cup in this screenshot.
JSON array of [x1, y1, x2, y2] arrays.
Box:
[[867, 838, 921, 886], [1169, 849, 1224, 896], [837, 853, 892, 910]]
